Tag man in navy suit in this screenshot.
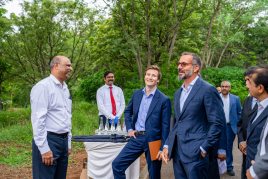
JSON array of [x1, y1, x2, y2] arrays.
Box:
[[244, 66, 268, 175], [112, 65, 171, 179], [220, 80, 242, 176], [161, 52, 225, 179], [237, 96, 257, 179]]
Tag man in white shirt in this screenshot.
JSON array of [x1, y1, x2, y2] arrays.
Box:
[[245, 66, 268, 179], [220, 80, 242, 176], [96, 71, 125, 129], [31, 56, 73, 179]]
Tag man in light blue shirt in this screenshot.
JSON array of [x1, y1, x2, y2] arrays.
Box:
[[31, 55, 72, 179], [112, 65, 171, 179]]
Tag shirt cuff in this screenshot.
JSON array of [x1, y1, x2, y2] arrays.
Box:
[[128, 129, 133, 133], [249, 166, 257, 179], [218, 149, 226, 155], [163, 145, 168, 149], [68, 134, 72, 149], [38, 143, 51, 155], [200, 146, 207, 153]]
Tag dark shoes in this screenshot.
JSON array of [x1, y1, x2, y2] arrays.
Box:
[[227, 170, 235, 176]]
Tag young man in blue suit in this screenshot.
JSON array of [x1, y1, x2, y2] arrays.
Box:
[[220, 80, 242, 176], [161, 52, 225, 179], [112, 65, 171, 179]]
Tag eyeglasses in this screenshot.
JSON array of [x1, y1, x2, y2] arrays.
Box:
[[177, 62, 196, 68], [221, 86, 230, 88]]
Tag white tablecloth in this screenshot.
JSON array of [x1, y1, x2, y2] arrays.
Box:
[[84, 142, 140, 179]]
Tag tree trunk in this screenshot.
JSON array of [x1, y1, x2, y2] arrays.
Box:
[[202, 0, 221, 67], [216, 42, 229, 67], [146, 0, 152, 66]]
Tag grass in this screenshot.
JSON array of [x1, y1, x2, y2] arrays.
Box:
[[0, 101, 99, 166], [0, 108, 30, 128]]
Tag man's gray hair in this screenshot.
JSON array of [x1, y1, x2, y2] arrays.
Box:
[[49, 56, 61, 69], [181, 52, 202, 69], [221, 80, 231, 87]]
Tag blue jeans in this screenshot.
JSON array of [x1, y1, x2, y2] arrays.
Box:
[[226, 124, 236, 171]]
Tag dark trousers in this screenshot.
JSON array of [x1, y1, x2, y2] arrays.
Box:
[[172, 138, 209, 179], [32, 133, 69, 179], [112, 135, 162, 179], [241, 154, 247, 179], [208, 154, 220, 179], [226, 124, 236, 171]]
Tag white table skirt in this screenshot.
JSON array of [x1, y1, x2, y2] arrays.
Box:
[[84, 142, 140, 179]]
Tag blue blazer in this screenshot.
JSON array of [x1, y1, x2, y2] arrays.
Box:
[[165, 78, 225, 163], [124, 88, 171, 150], [228, 94, 242, 134]]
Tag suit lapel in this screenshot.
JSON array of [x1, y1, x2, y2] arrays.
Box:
[[146, 89, 160, 120], [175, 88, 182, 119], [179, 78, 202, 117], [134, 90, 144, 118], [229, 94, 234, 113], [248, 106, 268, 138]]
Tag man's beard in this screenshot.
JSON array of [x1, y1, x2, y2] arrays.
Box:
[[178, 69, 193, 80]]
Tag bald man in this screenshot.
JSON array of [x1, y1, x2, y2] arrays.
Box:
[[31, 56, 73, 179]]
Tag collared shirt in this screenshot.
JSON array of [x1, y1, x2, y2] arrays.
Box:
[[252, 98, 268, 123], [30, 74, 72, 154], [164, 76, 199, 150], [180, 76, 199, 112], [252, 97, 258, 109], [135, 88, 156, 131], [250, 117, 268, 179], [96, 84, 125, 119], [220, 94, 230, 123]]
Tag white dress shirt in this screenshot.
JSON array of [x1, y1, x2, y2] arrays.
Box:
[[96, 84, 125, 119], [220, 94, 230, 123], [252, 98, 268, 123], [30, 74, 72, 154]]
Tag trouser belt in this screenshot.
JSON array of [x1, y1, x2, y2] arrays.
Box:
[[47, 131, 68, 138]]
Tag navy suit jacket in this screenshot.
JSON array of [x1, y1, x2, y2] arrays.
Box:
[[124, 88, 171, 150], [227, 94, 242, 134], [246, 106, 268, 169], [237, 96, 257, 145], [165, 78, 225, 163]]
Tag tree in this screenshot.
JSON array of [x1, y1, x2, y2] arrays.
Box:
[[1, 0, 98, 87]]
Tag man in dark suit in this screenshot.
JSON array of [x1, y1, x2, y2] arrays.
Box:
[[247, 118, 268, 179], [112, 65, 171, 179], [237, 95, 257, 179], [244, 66, 268, 174], [161, 52, 225, 179], [220, 80, 242, 176]]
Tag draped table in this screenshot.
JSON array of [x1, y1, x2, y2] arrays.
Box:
[[73, 135, 140, 179]]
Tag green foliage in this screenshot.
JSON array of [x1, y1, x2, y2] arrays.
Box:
[[0, 108, 30, 128], [72, 101, 99, 135], [77, 71, 103, 101], [202, 66, 248, 101]]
